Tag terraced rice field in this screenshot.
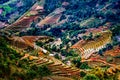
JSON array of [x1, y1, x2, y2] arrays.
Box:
[[71, 30, 112, 59], [10, 44, 81, 79], [29, 56, 80, 78], [5, 2, 44, 31]]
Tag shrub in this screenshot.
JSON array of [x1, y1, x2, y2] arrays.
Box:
[[68, 49, 78, 57], [88, 32, 93, 40], [37, 65, 52, 79], [72, 57, 81, 68], [54, 54, 61, 59], [98, 49, 103, 56], [106, 43, 113, 50], [106, 56, 113, 62], [83, 74, 100, 80], [110, 24, 120, 36], [80, 62, 91, 69], [80, 71, 86, 77], [82, 35, 87, 40], [94, 34, 100, 39], [26, 69, 37, 79]]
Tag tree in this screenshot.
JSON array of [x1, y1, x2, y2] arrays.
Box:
[[106, 43, 113, 50], [59, 14, 66, 21], [80, 62, 90, 69], [91, 66, 105, 80], [94, 34, 100, 39], [0, 0, 9, 4], [68, 49, 78, 57], [61, 49, 67, 56], [49, 27, 63, 37], [102, 48, 107, 52], [26, 69, 37, 79], [80, 71, 86, 77], [51, 45, 57, 51], [37, 65, 52, 79], [82, 35, 87, 40], [54, 54, 61, 59], [112, 37, 119, 46], [98, 49, 103, 56], [44, 0, 61, 12], [72, 57, 81, 68], [88, 32, 93, 40], [83, 74, 100, 80], [110, 24, 120, 36]]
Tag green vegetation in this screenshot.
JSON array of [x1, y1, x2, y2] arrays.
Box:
[[0, 37, 51, 79], [80, 71, 86, 77], [0, 5, 12, 17], [110, 24, 120, 36], [37, 65, 52, 79], [110, 24, 120, 46], [98, 43, 113, 55], [72, 57, 90, 69], [106, 56, 113, 62], [83, 74, 100, 80], [79, 62, 91, 69], [1, 0, 120, 79], [54, 54, 61, 59], [82, 32, 93, 40], [82, 32, 101, 40]]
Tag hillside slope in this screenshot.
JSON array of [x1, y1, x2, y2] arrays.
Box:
[[0, 0, 120, 80]]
